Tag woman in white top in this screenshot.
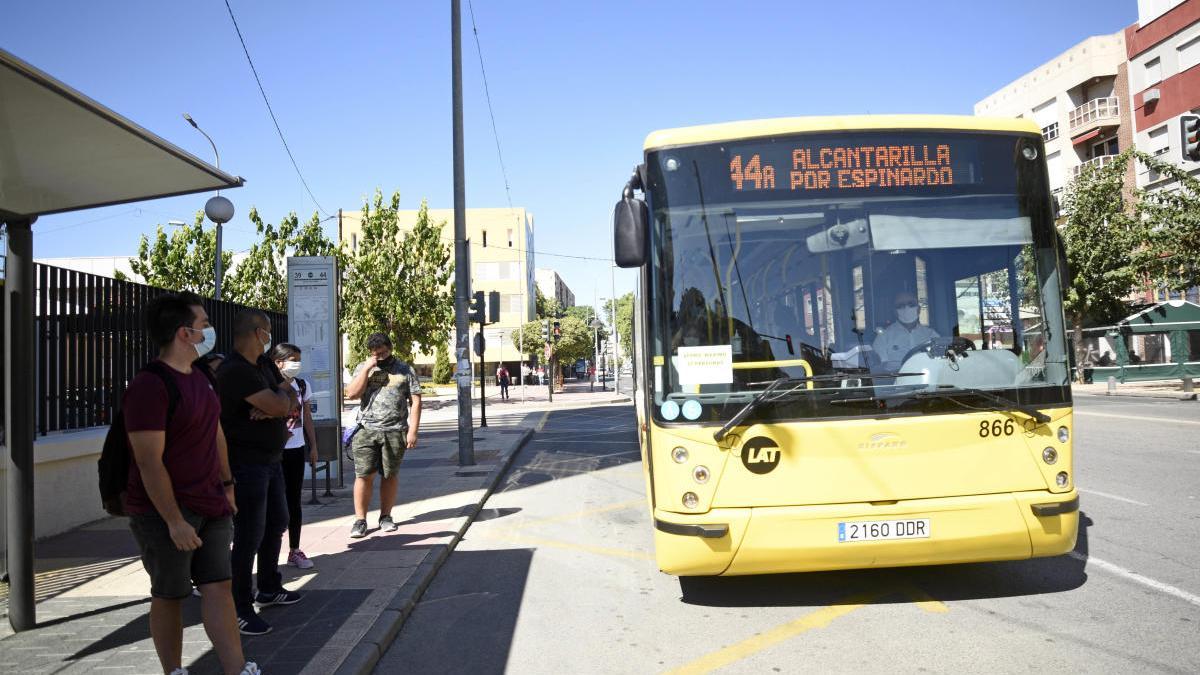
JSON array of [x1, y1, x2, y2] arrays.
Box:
[[270, 343, 319, 570]]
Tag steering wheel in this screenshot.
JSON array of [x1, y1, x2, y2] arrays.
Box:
[[900, 336, 975, 364]]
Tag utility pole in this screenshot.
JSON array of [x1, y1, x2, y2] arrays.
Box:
[[452, 0, 474, 466]]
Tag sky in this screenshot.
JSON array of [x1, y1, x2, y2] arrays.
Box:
[[5, 0, 1137, 309]]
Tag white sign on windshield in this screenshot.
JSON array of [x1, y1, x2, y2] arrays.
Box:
[[870, 215, 1032, 250], [673, 345, 733, 386]]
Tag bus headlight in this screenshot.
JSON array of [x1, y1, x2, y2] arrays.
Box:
[[693, 465, 710, 484], [672, 447, 689, 464], [1057, 426, 1069, 443], [1056, 472, 1069, 487], [682, 492, 699, 509], [1042, 447, 1058, 465]]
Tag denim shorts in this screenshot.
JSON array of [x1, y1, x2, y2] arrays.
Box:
[[129, 507, 233, 599]]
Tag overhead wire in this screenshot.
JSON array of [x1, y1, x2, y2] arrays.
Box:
[[222, 0, 331, 218]]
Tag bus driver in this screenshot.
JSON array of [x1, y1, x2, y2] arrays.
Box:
[[873, 291, 938, 372]]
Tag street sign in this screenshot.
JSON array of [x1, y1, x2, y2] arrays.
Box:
[[287, 257, 339, 422]]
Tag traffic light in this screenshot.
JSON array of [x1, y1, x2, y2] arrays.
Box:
[[1182, 114, 1200, 162], [468, 290, 485, 323], [541, 320, 550, 342], [552, 320, 561, 341], [488, 291, 501, 324]]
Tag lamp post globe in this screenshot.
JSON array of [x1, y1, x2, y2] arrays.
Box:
[[205, 195, 234, 224]]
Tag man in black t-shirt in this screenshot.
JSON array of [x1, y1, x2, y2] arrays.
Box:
[[217, 310, 302, 636]]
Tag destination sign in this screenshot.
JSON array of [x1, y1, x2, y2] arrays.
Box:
[[729, 143, 957, 193]]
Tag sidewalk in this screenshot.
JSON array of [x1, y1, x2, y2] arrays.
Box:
[[1072, 379, 1198, 400], [0, 382, 632, 674]]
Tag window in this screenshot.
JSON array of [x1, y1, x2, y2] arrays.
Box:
[[1145, 57, 1162, 85], [1179, 35, 1200, 73], [482, 230, 488, 247], [351, 232, 358, 251], [1041, 122, 1059, 142], [1146, 125, 1169, 182], [507, 228, 514, 247], [1046, 150, 1063, 191]]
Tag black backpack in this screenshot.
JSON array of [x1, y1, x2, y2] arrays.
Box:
[[97, 361, 215, 516]]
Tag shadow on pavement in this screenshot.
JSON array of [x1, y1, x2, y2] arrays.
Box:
[[680, 511, 1093, 608], [379, 548, 534, 674], [496, 406, 639, 495]]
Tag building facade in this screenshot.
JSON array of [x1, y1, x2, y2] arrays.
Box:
[[338, 206, 537, 372], [975, 32, 1136, 203], [534, 267, 575, 310], [1128, 0, 1200, 303]]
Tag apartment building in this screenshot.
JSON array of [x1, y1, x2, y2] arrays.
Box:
[[534, 268, 575, 310], [974, 32, 1135, 202], [1128, 0, 1200, 303], [339, 206, 536, 372]]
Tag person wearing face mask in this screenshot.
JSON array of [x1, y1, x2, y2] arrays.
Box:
[[216, 310, 302, 636], [872, 291, 939, 373], [121, 292, 260, 675], [343, 333, 423, 539], [268, 343, 319, 570]]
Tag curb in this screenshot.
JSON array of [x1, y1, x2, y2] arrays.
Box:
[[1073, 391, 1198, 401], [331, 426, 533, 675]]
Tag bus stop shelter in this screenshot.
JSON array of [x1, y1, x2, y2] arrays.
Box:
[[1, 47, 242, 631], [1087, 300, 1200, 384]]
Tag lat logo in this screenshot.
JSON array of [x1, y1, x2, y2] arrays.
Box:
[[740, 437, 781, 475], [858, 433, 906, 450]]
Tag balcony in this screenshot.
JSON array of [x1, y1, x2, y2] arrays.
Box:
[[1068, 97, 1120, 137], [1071, 154, 1117, 179]]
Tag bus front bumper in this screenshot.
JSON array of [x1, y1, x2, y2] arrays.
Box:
[[652, 490, 1079, 576]]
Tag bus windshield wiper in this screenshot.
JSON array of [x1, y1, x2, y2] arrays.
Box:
[[912, 386, 1050, 424], [712, 376, 799, 442]]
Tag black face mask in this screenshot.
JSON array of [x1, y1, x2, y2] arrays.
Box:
[[378, 356, 396, 368]]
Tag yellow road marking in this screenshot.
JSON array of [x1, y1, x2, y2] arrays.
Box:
[[535, 410, 551, 432], [664, 591, 884, 675], [1075, 410, 1200, 426], [477, 530, 655, 561], [506, 498, 645, 531], [901, 585, 949, 613]]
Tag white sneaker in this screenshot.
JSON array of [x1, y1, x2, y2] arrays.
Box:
[[170, 669, 189, 675], [240, 662, 261, 675]]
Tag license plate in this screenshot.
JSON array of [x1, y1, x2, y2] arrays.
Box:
[[838, 518, 930, 543]]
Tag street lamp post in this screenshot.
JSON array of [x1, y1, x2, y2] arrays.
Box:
[[183, 114, 233, 299], [590, 317, 604, 392]]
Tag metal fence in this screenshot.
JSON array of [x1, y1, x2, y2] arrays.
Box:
[[0, 263, 287, 436]]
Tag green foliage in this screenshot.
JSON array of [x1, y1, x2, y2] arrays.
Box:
[[548, 315, 595, 365], [535, 287, 560, 319], [1060, 150, 1143, 328], [604, 293, 635, 363], [341, 191, 455, 364], [512, 318, 550, 357], [1132, 150, 1200, 292], [127, 211, 233, 296], [432, 342, 453, 384], [223, 209, 344, 312]]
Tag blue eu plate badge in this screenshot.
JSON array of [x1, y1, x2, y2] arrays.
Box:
[[838, 522, 846, 542]]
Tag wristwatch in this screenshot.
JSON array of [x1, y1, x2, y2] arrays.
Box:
[[222, 479, 236, 487]]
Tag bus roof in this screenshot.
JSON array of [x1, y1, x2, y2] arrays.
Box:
[[643, 115, 1040, 151]]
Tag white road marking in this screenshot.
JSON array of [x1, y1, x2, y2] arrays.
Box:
[[1078, 488, 1149, 506], [1075, 410, 1200, 426], [1069, 552, 1200, 608]]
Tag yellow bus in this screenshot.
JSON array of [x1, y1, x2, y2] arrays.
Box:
[[612, 116, 1078, 576]]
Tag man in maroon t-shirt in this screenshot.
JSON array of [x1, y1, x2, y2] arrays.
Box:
[[124, 292, 259, 675]]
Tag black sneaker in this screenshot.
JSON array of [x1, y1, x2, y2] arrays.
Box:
[[379, 515, 398, 532], [254, 590, 302, 608], [237, 612, 272, 636], [350, 519, 368, 538]]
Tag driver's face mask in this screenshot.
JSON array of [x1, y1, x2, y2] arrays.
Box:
[[896, 302, 919, 324]]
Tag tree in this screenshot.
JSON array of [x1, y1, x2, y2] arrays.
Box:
[[341, 191, 455, 363], [223, 209, 344, 312], [124, 211, 232, 296], [1132, 150, 1200, 293], [535, 287, 561, 319], [432, 343, 453, 384], [604, 293, 635, 364]]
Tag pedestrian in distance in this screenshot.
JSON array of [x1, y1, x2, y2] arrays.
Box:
[[497, 364, 511, 400], [217, 310, 303, 636], [343, 332, 423, 538], [270, 343, 319, 570], [122, 292, 259, 675]]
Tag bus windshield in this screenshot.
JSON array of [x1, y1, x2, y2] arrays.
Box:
[[645, 130, 1071, 424]]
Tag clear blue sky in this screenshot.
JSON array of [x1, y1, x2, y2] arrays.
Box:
[[6, 0, 1135, 308]]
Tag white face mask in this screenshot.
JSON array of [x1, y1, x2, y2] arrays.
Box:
[[279, 361, 302, 378], [260, 329, 273, 354], [897, 306, 920, 324], [189, 326, 218, 358]]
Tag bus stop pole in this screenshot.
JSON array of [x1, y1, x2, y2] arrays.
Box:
[[5, 217, 37, 631]]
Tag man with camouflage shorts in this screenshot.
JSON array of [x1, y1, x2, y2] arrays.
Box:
[[343, 333, 423, 538]]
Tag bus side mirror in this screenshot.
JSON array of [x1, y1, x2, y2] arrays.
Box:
[[614, 197, 648, 268]]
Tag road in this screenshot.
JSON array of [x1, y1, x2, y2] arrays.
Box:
[[379, 394, 1200, 674]]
